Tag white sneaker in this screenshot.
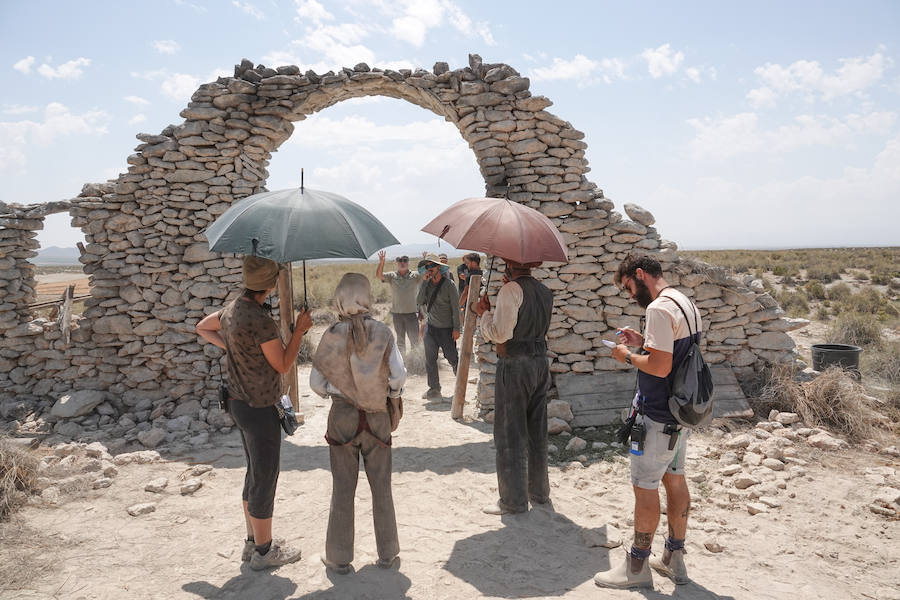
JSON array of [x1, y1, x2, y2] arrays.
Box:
[[651, 548, 689, 584], [594, 551, 653, 589], [241, 539, 255, 562], [249, 542, 302, 570]]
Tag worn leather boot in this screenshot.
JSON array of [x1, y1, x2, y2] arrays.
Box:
[[594, 551, 653, 589], [651, 548, 689, 584]]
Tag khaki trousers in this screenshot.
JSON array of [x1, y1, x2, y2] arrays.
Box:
[[325, 398, 399, 565]]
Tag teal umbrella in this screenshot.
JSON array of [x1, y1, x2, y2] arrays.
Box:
[[204, 183, 399, 304]]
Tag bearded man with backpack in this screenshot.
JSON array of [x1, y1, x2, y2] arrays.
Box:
[[594, 253, 705, 590], [416, 254, 460, 400]]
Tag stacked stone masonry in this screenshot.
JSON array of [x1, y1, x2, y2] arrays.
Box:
[[0, 55, 805, 444]]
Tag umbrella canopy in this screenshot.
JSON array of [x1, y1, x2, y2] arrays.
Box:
[[421, 197, 569, 264], [204, 187, 399, 263]]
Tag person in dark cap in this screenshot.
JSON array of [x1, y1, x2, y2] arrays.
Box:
[[474, 258, 553, 515], [196, 255, 312, 570]]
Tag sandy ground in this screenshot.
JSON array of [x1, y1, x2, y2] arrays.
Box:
[[6, 352, 900, 600], [33, 272, 90, 300]]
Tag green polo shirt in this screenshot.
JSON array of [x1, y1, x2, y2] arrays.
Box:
[[383, 270, 421, 314]]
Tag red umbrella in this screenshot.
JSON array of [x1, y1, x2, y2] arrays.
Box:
[[421, 197, 569, 264]]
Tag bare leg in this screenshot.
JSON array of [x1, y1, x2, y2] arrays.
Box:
[[633, 485, 661, 549], [249, 516, 273, 546], [243, 501, 254, 538], [661, 473, 690, 540]]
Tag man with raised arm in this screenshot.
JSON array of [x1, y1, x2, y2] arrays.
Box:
[[376, 251, 421, 354]]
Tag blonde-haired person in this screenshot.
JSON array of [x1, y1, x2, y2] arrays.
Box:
[[311, 273, 406, 574], [196, 256, 312, 570]]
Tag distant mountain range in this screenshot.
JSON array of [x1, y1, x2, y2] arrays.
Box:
[[29, 242, 465, 267], [30, 246, 81, 265]]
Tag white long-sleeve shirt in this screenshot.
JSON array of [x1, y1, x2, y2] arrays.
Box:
[[309, 338, 407, 399], [478, 281, 523, 344]]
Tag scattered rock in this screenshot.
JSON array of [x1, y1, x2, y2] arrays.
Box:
[[41, 486, 60, 505], [807, 432, 847, 451], [127, 502, 157, 516], [762, 458, 785, 471], [704, 541, 724, 553], [548, 417, 571, 435], [759, 496, 782, 508], [565, 436, 588, 452], [181, 478, 203, 495], [719, 465, 742, 476], [92, 477, 113, 489], [774, 412, 801, 425], [734, 475, 761, 489], [725, 434, 752, 449], [145, 478, 169, 493], [187, 464, 214, 477], [747, 502, 768, 515], [50, 390, 107, 418], [137, 428, 167, 449], [874, 487, 900, 506]]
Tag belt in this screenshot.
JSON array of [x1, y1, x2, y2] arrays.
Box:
[[497, 339, 547, 358]]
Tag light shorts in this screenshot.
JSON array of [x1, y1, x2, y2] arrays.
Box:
[[630, 414, 689, 490]]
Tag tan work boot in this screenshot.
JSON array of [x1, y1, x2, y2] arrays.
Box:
[[651, 548, 689, 584], [594, 551, 653, 589]]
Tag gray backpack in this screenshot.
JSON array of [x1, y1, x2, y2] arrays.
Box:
[[663, 293, 715, 428]]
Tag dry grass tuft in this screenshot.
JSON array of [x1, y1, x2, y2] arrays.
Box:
[[0, 436, 39, 521], [0, 520, 65, 592], [757, 367, 882, 442]]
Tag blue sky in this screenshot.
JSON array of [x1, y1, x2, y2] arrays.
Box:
[[2, 0, 898, 251]]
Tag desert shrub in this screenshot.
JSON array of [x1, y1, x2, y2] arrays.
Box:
[[853, 270, 870, 281], [804, 280, 826, 300], [807, 265, 840, 283], [753, 364, 804, 416], [827, 282, 852, 302], [756, 367, 881, 442], [863, 340, 900, 385], [889, 278, 900, 291], [0, 437, 39, 520], [815, 306, 830, 320], [777, 289, 809, 317], [798, 368, 879, 442], [842, 287, 885, 314], [826, 312, 882, 347], [403, 344, 427, 376], [772, 265, 789, 277], [297, 335, 315, 363]]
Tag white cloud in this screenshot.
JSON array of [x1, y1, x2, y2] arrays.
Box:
[[287, 114, 461, 147], [751, 51, 890, 104], [124, 95, 150, 106], [153, 40, 182, 55], [650, 133, 900, 248], [641, 43, 684, 78], [232, 1, 264, 20], [295, 0, 333, 24], [161, 73, 202, 101], [36, 57, 91, 80], [687, 111, 897, 160], [128, 114, 147, 125], [2, 104, 39, 115], [379, 0, 494, 48], [747, 86, 777, 109], [0, 103, 109, 174], [13, 56, 35, 74], [530, 54, 626, 84]]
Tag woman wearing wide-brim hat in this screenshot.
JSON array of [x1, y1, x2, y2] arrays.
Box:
[[196, 256, 312, 570]]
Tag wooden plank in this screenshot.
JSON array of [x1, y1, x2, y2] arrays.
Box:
[[558, 365, 752, 427], [452, 274, 481, 419], [276, 264, 300, 413]]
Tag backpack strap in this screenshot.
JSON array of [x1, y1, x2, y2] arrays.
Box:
[[659, 291, 700, 340], [425, 276, 446, 313]]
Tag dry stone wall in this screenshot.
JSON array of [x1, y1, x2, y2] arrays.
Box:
[[0, 55, 806, 446]]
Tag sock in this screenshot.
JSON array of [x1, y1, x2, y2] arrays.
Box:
[[255, 540, 272, 555], [629, 545, 651, 560], [246, 536, 255, 543], [665, 537, 685, 552]]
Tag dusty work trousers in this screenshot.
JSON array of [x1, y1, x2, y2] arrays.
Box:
[[493, 355, 551, 513], [325, 398, 399, 565], [391, 312, 419, 354], [424, 324, 458, 391]]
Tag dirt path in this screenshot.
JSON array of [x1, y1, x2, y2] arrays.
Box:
[[34, 273, 91, 299], [6, 357, 899, 600]]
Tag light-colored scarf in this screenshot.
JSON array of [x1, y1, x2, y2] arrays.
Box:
[[312, 273, 394, 412]]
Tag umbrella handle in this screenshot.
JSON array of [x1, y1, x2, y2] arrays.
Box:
[[303, 260, 308, 309]]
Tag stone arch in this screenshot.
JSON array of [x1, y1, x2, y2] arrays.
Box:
[[0, 55, 805, 443]]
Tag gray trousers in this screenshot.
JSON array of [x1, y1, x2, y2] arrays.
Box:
[[391, 312, 419, 354], [493, 355, 551, 512], [326, 399, 399, 565]]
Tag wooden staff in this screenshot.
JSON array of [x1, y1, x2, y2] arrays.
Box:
[[277, 264, 300, 412], [452, 273, 482, 419]]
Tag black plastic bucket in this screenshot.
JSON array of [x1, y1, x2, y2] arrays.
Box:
[[811, 343, 862, 373]]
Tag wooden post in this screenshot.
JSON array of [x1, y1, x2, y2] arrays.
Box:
[[59, 284, 74, 346], [277, 264, 300, 412], [452, 273, 482, 419]]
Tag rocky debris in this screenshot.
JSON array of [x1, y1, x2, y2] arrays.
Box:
[[51, 391, 107, 418], [807, 432, 848, 451], [734, 475, 761, 490], [127, 502, 157, 516], [92, 477, 113, 489], [187, 464, 214, 477], [548, 417, 571, 435], [581, 524, 623, 549], [719, 465, 742, 476], [565, 436, 588, 452], [747, 502, 768, 515], [774, 412, 801, 425], [180, 478, 203, 495], [0, 57, 802, 436], [113, 450, 161, 465], [145, 477, 169, 493], [725, 434, 753, 449], [704, 541, 724, 553]]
